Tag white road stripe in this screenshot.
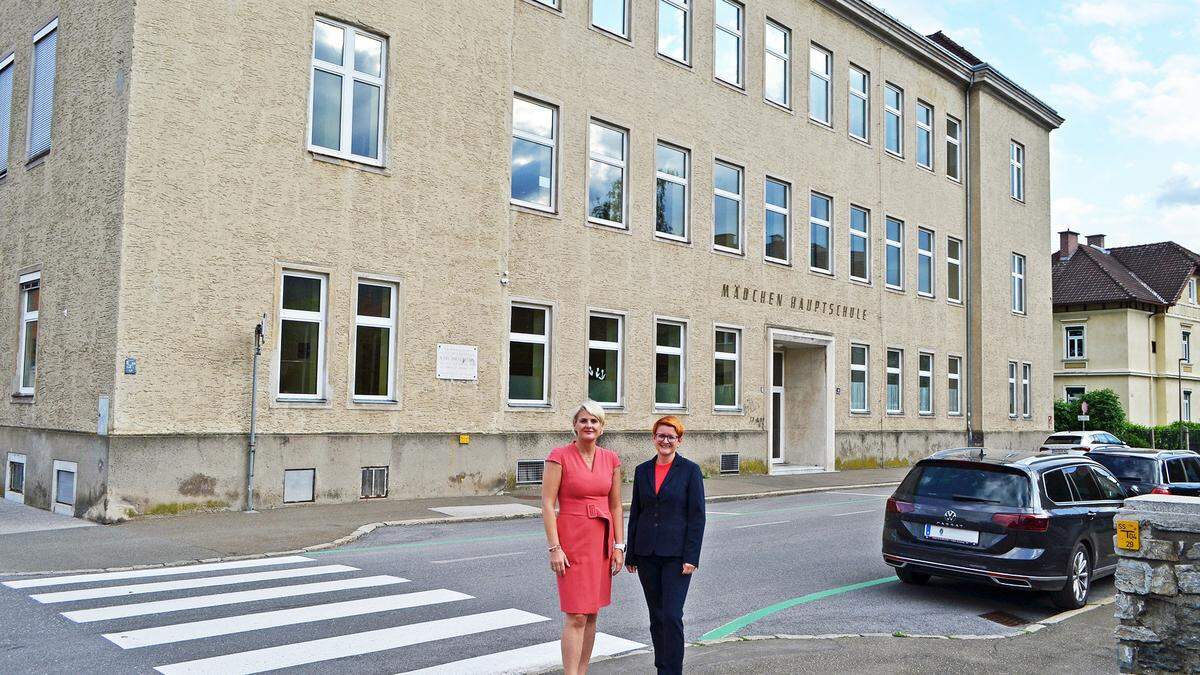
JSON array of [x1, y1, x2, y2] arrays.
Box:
[[399, 633, 645, 675], [104, 589, 472, 649], [827, 491, 891, 498], [62, 575, 408, 623], [3, 556, 315, 589], [154, 608, 550, 675], [31, 565, 357, 604], [732, 520, 790, 529], [832, 510, 876, 517], [706, 511, 740, 515], [430, 552, 525, 564]]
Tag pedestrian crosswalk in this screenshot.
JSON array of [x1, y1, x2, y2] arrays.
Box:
[[2, 555, 644, 674]]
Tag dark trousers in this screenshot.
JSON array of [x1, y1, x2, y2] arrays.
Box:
[[636, 555, 692, 675]]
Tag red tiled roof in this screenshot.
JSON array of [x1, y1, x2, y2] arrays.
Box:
[[1052, 245, 1165, 306], [1109, 242, 1200, 304]]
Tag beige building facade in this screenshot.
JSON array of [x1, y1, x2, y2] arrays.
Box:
[[1052, 233, 1199, 427], [1, 0, 1060, 519]]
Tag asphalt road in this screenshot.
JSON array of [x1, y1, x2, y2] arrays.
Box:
[[0, 487, 1113, 673]]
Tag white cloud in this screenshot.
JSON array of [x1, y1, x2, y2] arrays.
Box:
[[1066, 0, 1179, 27], [1052, 195, 1200, 252], [1111, 77, 1150, 101], [1054, 52, 1090, 72], [1120, 55, 1200, 145], [1048, 82, 1103, 112], [1089, 36, 1153, 74]]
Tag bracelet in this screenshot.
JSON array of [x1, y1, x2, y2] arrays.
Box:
[[548, 544, 561, 553]]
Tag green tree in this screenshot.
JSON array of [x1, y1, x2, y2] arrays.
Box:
[[1054, 388, 1126, 433]]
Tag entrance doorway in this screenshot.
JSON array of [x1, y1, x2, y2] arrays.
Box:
[[770, 351, 785, 464], [767, 329, 835, 474]]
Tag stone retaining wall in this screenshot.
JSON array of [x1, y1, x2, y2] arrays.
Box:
[[1113, 495, 1200, 673]]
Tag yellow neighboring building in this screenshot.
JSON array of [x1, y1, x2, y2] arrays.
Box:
[[1052, 232, 1199, 426]]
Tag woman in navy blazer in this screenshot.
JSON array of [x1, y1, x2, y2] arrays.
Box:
[[625, 416, 705, 675]]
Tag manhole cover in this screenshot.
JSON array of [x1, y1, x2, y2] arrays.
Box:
[[979, 610, 1027, 627]]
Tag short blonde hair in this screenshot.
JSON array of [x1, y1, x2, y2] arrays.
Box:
[[572, 400, 606, 427]]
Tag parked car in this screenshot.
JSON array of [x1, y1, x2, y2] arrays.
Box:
[[1038, 430, 1128, 454], [882, 448, 1127, 609], [1087, 447, 1200, 497]]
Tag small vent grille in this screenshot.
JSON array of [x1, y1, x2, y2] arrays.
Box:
[[720, 453, 740, 475], [516, 460, 545, 485]]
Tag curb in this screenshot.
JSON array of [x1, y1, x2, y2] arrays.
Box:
[[0, 481, 899, 578]]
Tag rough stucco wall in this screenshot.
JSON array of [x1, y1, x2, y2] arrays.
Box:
[[0, 0, 130, 435], [968, 87, 1054, 437]]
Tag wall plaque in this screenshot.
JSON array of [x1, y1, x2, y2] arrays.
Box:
[[437, 344, 479, 381]]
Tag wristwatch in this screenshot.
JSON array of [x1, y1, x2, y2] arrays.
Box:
[[613, 543, 626, 552]]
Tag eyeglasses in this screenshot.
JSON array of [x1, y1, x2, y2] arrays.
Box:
[[654, 434, 679, 443]]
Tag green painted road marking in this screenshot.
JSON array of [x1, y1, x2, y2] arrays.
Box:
[[306, 532, 543, 556], [700, 576, 898, 641]]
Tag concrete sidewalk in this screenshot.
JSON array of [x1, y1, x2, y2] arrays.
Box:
[[585, 599, 1119, 674], [0, 468, 906, 575]]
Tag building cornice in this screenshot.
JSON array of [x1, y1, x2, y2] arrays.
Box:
[[1054, 369, 1200, 382], [816, 0, 1064, 131]]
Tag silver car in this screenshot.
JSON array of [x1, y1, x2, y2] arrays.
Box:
[[1039, 431, 1128, 454]]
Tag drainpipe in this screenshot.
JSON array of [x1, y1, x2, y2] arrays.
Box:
[[246, 314, 265, 513], [963, 71, 976, 446]]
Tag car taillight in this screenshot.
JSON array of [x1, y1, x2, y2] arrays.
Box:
[[1038, 446, 1050, 453], [886, 497, 915, 514], [992, 513, 1050, 532], [1151, 486, 1172, 495]]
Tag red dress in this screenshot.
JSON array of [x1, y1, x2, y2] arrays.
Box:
[[547, 443, 621, 614]]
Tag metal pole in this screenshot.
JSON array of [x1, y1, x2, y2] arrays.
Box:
[[246, 315, 264, 512], [1181, 358, 1187, 450]]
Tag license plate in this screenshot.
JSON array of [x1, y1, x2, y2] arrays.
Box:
[[924, 524, 980, 545]]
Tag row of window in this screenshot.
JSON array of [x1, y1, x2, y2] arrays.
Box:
[[0, 19, 57, 176], [849, 345, 962, 416], [1063, 324, 1191, 363], [527, 0, 1027, 200]]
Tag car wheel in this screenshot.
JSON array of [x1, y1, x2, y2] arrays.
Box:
[[1050, 543, 1091, 610], [895, 566, 930, 585]]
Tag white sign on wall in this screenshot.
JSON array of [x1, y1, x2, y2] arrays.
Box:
[[437, 344, 479, 381]]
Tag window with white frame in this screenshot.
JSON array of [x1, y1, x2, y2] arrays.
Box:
[[655, 319, 686, 408], [849, 206, 870, 282], [886, 348, 903, 413], [28, 20, 58, 159], [917, 228, 934, 297], [588, 312, 623, 406], [309, 18, 386, 164], [592, 0, 630, 39], [360, 466, 388, 498], [947, 237, 962, 303], [714, 0, 744, 88], [851, 343, 869, 413], [946, 115, 961, 181], [1021, 362, 1032, 418], [810, 193, 832, 273], [16, 273, 39, 395], [916, 102, 933, 170], [0, 53, 13, 175], [764, 177, 790, 264], [509, 303, 551, 405], [764, 21, 790, 108], [511, 96, 557, 211], [809, 45, 831, 124], [1185, 390, 1192, 421], [1189, 278, 1197, 304], [1184, 330, 1192, 363], [656, 143, 689, 240], [1012, 253, 1026, 314], [948, 356, 962, 416], [587, 120, 627, 228], [918, 352, 933, 415], [353, 280, 397, 401], [885, 217, 904, 289], [848, 66, 869, 142], [277, 272, 327, 400], [713, 161, 743, 253], [714, 327, 740, 410], [1010, 141, 1025, 201], [658, 0, 690, 64], [1008, 361, 1018, 417], [1065, 325, 1086, 359], [1065, 386, 1085, 402], [884, 84, 903, 156]]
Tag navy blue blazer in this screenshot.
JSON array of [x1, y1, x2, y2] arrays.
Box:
[[626, 454, 705, 567]]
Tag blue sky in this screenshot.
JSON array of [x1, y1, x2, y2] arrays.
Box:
[[872, 0, 1200, 253]]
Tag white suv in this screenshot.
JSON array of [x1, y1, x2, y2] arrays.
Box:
[[1039, 431, 1129, 454]]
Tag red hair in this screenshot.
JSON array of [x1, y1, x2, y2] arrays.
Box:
[[652, 416, 684, 439]]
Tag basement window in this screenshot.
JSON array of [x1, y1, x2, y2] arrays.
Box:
[[360, 466, 388, 498], [283, 468, 316, 503]]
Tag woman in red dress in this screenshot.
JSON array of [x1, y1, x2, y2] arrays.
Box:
[[541, 400, 625, 675]]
